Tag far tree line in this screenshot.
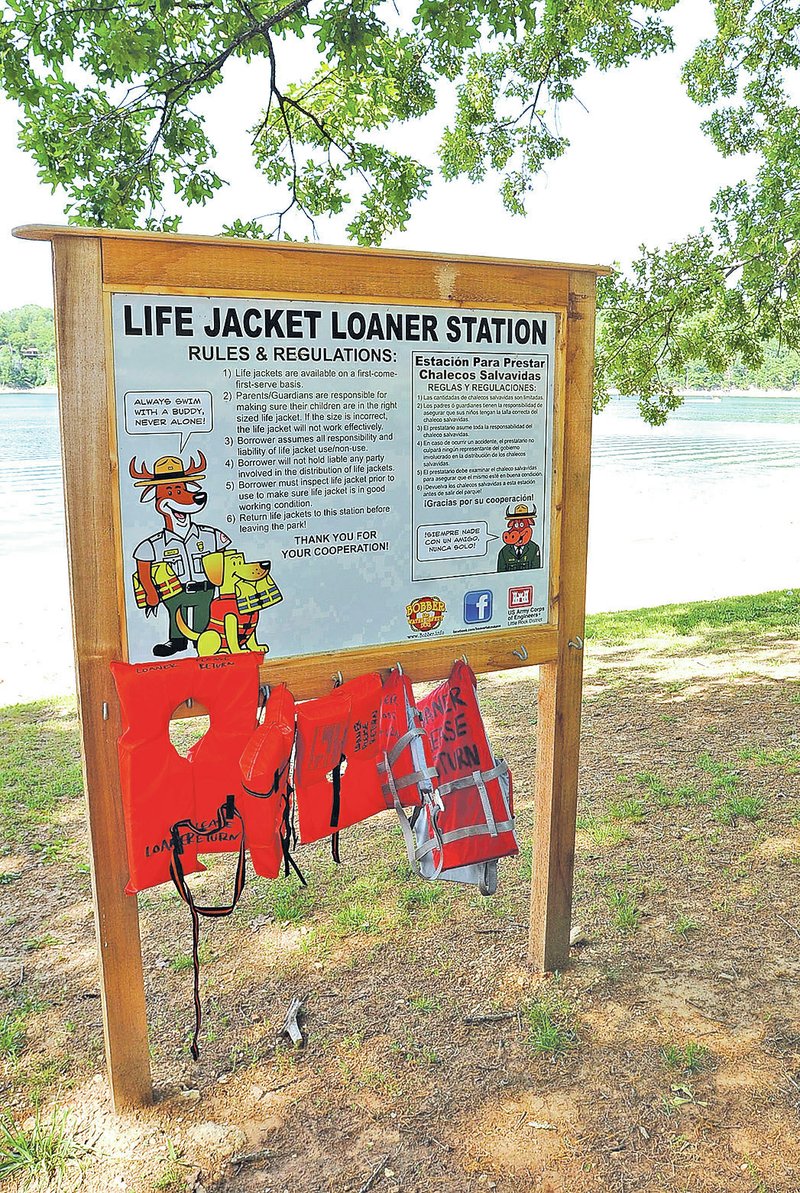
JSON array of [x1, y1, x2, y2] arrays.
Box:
[[3, 303, 800, 395], [0, 306, 56, 389]]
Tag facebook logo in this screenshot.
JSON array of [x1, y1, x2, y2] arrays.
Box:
[[464, 590, 493, 624]]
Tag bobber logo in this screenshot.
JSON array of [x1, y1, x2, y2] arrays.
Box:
[[406, 596, 447, 633]]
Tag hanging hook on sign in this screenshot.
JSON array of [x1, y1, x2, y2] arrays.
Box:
[[512, 644, 529, 662], [459, 654, 470, 667], [332, 671, 344, 688], [568, 636, 584, 651], [394, 661, 403, 676]]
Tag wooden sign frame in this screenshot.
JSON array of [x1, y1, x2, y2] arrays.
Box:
[[15, 225, 608, 1110]]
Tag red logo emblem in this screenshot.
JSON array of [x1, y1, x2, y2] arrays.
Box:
[[508, 585, 534, 610], [406, 596, 447, 633]]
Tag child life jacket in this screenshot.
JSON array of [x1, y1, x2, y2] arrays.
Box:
[[293, 673, 387, 848], [111, 653, 262, 894], [239, 684, 299, 881], [132, 561, 183, 606], [404, 661, 517, 885]]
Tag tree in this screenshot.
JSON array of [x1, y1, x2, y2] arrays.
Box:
[[0, 305, 56, 388], [2, 0, 798, 420]]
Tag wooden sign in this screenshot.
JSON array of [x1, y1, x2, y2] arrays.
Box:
[[15, 225, 608, 1110]]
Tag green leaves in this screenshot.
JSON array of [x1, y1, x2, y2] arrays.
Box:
[[3, 0, 800, 422], [0, 0, 673, 245]]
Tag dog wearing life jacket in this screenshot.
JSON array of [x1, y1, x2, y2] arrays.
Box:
[[176, 549, 282, 656]]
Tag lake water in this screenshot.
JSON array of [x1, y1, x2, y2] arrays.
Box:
[[1, 391, 798, 701]]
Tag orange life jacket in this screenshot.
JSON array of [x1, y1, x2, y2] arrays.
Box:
[[111, 654, 262, 894], [412, 661, 517, 877], [293, 670, 441, 851], [239, 683, 298, 880], [293, 673, 386, 846]]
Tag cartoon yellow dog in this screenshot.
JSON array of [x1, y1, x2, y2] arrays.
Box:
[[176, 550, 282, 657]]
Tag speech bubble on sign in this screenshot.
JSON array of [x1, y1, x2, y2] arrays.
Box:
[[123, 390, 213, 452], [416, 521, 498, 561]]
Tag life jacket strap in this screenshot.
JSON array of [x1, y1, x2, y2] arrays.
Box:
[[169, 797, 247, 1060], [414, 818, 516, 861], [280, 781, 307, 886], [437, 761, 512, 838], [377, 729, 438, 806]]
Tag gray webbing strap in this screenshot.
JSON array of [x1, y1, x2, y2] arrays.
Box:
[[383, 726, 423, 768], [473, 770, 497, 837], [414, 818, 516, 860], [377, 727, 437, 801], [384, 751, 444, 879], [496, 760, 512, 822], [438, 761, 508, 797]]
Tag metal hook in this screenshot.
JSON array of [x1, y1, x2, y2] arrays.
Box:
[[332, 670, 344, 688], [512, 644, 529, 661], [568, 636, 584, 651], [460, 654, 469, 666], [102, 702, 109, 721], [185, 697, 193, 709], [394, 661, 403, 675]]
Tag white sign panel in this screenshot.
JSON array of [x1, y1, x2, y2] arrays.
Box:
[[111, 296, 555, 664]]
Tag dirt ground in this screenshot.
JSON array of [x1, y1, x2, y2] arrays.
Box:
[[1, 622, 799, 1192]]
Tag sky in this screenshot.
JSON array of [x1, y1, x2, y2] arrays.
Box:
[[1, 0, 750, 312]]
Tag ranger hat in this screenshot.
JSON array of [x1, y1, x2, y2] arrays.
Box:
[[133, 455, 206, 486], [505, 502, 537, 519]]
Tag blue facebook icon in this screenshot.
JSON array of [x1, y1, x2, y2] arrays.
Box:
[[464, 590, 493, 624]]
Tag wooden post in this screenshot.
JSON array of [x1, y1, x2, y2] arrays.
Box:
[[52, 236, 153, 1109], [528, 272, 596, 971]]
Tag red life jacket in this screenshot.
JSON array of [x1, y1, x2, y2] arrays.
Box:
[[111, 654, 262, 894], [378, 668, 438, 812], [414, 660, 517, 876], [294, 673, 387, 845], [239, 684, 297, 880]]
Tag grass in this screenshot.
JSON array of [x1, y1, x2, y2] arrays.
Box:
[[576, 814, 631, 848], [585, 589, 800, 647], [662, 1041, 709, 1074], [712, 795, 765, 825], [169, 941, 212, 972], [696, 753, 739, 794], [249, 878, 314, 924], [739, 744, 800, 772], [607, 797, 647, 823], [0, 1106, 86, 1187], [524, 983, 578, 1056], [671, 913, 700, 939], [0, 700, 83, 850], [0, 1011, 26, 1059], [607, 887, 641, 932]]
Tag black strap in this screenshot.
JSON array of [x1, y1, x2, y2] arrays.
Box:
[[280, 781, 307, 886], [169, 797, 247, 1060], [329, 754, 345, 864], [242, 760, 288, 801]]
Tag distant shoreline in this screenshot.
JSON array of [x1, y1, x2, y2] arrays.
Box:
[[608, 387, 800, 399], [0, 385, 57, 394], [4, 385, 800, 399]]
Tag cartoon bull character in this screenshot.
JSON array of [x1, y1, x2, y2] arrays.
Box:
[[496, 502, 541, 572]]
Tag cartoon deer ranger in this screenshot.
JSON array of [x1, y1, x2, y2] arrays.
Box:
[[129, 453, 230, 657]]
